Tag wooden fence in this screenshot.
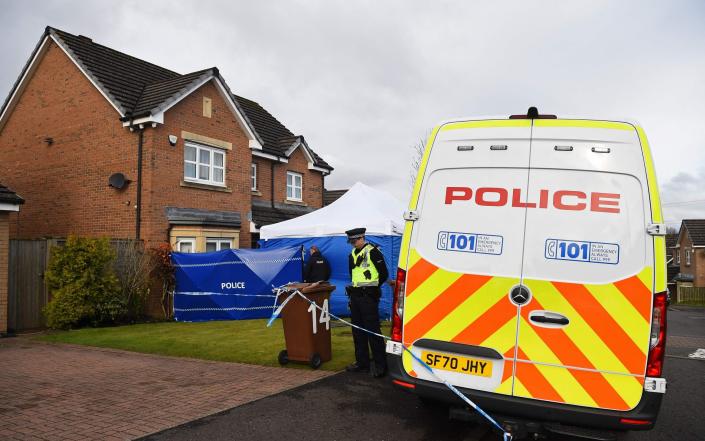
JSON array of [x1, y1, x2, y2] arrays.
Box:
[[7, 239, 55, 331], [676, 285, 705, 305]]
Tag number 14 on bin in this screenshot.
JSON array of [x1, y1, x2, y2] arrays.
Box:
[[307, 299, 330, 334]]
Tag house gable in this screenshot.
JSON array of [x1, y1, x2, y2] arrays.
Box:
[[0, 40, 138, 239]]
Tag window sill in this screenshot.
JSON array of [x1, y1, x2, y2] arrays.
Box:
[[251, 190, 262, 196], [181, 181, 232, 193], [284, 199, 307, 206]]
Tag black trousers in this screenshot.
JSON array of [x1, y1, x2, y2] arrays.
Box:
[[349, 288, 386, 370]]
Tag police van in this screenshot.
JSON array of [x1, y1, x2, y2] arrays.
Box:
[[387, 108, 668, 438]]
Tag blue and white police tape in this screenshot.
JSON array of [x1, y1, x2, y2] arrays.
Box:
[[267, 285, 512, 441]]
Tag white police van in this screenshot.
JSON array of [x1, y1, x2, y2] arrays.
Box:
[[387, 108, 668, 439]]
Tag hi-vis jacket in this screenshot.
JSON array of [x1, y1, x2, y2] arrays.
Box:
[[394, 117, 667, 413], [349, 243, 389, 288]]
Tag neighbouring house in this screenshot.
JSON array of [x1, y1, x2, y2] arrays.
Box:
[[673, 219, 705, 288], [0, 26, 332, 252], [0, 183, 24, 335]]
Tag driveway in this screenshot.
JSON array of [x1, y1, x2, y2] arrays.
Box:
[[0, 338, 330, 440]]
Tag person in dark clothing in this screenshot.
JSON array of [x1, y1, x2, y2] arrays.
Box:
[[344, 227, 389, 378], [304, 245, 331, 283]]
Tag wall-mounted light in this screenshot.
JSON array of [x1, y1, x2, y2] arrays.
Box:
[[44, 137, 54, 146], [168, 135, 178, 146]]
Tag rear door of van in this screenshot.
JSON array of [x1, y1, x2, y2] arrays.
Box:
[[401, 120, 532, 397], [515, 120, 654, 411]]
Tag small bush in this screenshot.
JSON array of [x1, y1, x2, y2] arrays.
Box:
[[44, 236, 124, 329]]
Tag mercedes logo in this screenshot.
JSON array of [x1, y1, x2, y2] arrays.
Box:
[[510, 285, 531, 306]]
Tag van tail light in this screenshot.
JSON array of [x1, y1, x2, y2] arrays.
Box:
[[391, 268, 406, 342], [620, 418, 652, 426], [646, 291, 668, 377]]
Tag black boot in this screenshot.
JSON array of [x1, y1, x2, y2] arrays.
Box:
[[345, 362, 370, 373]]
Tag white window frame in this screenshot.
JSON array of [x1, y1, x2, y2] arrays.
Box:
[[676, 250, 681, 264], [251, 163, 257, 191], [176, 237, 196, 253], [685, 249, 691, 266], [206, 238, 232, 252], [286, 171, 303, 202], [184, 142, 226, 187]]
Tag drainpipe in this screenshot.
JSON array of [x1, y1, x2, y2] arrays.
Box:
[[135, 128, 144, 240], [270, 161, 275, 208]]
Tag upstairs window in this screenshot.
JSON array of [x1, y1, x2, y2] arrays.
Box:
[[251, 163, 257, 191], [287, 171, 302, 201], [676, 250, 681, 264], [184, 142, 225, 186], [686, 249, 691, 266]]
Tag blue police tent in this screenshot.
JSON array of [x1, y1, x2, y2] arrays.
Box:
[[172, 246, 303, 321], [258, 183, 404, 319]]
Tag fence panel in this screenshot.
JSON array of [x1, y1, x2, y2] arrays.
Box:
[[8, 240, 50, 331], [677, 286, 705, 305]]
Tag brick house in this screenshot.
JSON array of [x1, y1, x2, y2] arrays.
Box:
[[673, 219, 705, 287], [0, 183, 23, 335], [0, 26, 332, 254]]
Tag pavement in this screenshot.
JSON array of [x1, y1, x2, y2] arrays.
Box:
[[0, 338, 331, 440], [143, 306, 705, 441]]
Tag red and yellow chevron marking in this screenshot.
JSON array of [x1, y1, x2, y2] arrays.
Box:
[[402, 249, 519, 397], [401, 248, 653, 410]]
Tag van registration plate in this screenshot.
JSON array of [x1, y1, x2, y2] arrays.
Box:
[[421, 350, 493, 377]]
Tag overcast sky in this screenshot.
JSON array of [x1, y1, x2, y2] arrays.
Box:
[[2, 0, 704, 227]]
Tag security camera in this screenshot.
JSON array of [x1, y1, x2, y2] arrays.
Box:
[[168, 135, 178, 146]]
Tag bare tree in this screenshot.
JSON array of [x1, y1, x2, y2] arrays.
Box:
[[113, 240, 152, 320], [410, 130, 432, 189]]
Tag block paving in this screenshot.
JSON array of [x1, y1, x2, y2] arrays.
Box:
[[0, 338, 331, 440]]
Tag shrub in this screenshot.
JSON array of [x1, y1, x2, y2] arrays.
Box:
[[44, 236, 124, 329]]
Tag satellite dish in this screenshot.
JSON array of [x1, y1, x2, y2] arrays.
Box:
[[108, 173, 130, 189]]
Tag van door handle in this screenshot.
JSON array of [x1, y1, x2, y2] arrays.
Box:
[[528, 310, 569, 327]]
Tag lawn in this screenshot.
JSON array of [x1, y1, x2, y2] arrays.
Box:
[[37, 319, 391, 372]]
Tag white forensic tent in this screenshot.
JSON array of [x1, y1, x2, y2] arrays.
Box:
[[260, 182, 404, 239], [258, 182, 405, 318]]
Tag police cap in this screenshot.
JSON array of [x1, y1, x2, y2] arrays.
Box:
[[345, 227, 366, 243]]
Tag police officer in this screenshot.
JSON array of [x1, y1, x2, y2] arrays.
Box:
[[303, 245, 331, 283], [344, 227, 388, 378]]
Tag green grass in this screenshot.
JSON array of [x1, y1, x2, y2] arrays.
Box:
[[36, 319, 390, 372]]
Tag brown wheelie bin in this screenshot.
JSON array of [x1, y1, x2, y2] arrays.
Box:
[[276, 282, 336, 369]]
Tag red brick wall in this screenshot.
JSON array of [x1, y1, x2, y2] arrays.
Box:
[[251, 157, 272, 202], [0, 41, 138, 239], [252, 151, 325, 209], [0, 212, 8, 334], [142, 81, 252, 248]]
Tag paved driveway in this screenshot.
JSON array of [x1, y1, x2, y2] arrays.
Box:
[[0, 338, 330, 440]]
